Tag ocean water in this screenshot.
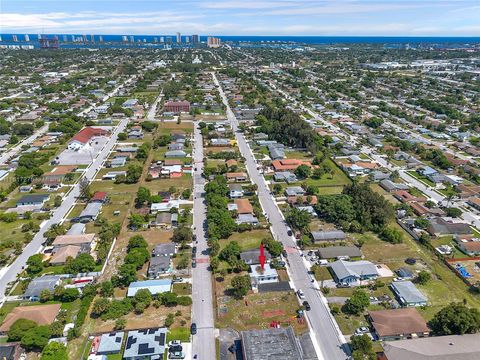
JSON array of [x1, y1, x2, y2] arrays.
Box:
[[1, 34, 479, 48]]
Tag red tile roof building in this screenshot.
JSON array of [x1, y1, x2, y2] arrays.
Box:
[[272, 159, 311, 172], [164, 101, 190, 113], [68, 127, 108, 149]]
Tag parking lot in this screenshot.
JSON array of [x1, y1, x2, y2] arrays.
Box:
[[56, 137, 109, 165]]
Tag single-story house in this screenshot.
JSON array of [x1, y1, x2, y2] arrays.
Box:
[[97, 331, 125, 355], [68, 127, 108, 150], [240, 249, 272, 265], [234, 199, 253, 214], [236, 213, 259, 226], [427, 217, 472, 237], [148, 257, 171, 278], [151, 212, 178, 228], [311, 231, 346, 242], [382, 334, 480, 360], [273, 171, 297, 183], [23, 275, 62, 301], [330, 260, 379, 285], [150, 200, 179, 214], [164, 150, 186, 158], [249, 264, 278, 286], [102, 171, 126, 180], [317, 246, 362, 260], [123, 328, 167, 360], [52, 233, 96, 253], [16, 194, 49, 207], [390, 281, 428, 307], [455, 236, 480, 256], [50, 245, 82, 265], [368, 308, 430, 341], [226, 172, 247, 182], [241, 327, 303, 360], [380, 179, 410, 192], [152, 243, 176, 257], [72, 202, 102, 223], [284, 186, 305, 197], [127, 279, 172, 297], [271, 159, 311, 172], [229, 184, 244, 198], [0, 304, 61, 333], [91, 191, 108, 203]]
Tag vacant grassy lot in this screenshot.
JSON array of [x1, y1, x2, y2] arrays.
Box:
[[220, 229, 272, 252], [145, 175, 192, 194], [215, 279, 307, 335], [304, 159, 351, 188]]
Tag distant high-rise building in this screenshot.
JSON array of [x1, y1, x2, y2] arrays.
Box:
[[160, 36, 165, 43], [62, 35, 67, 42], [24, 34, 30, 42], [192, 34, 199, 44], [176, 32, 181, 43], [207, 36, 221, 48], [130, 35, 134, 42], [90, 34, 95, 42], [99, 35, 104, 42], [12, 35, 18, 42], [122, 35, 128, 42], [71, 35, 75, 42], [166, 36, 173, 44], [154, 37, 158, 43], [185, 36, 190, 44]]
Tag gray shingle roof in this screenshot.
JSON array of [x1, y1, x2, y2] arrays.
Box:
[[330, 260, 378, 281], [391, 281, 427, 305], [97, 332, 124, 354]]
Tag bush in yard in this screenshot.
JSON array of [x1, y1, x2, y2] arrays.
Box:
[[8, 319, 38, 341], [41, 341, 68, 360], [380, 226, 403, 244], [429, 302, 480, 335], [26, 254, 44, 275], [114, 318, 126, 330], [343, 289, 370, 315], [231, 275, 251, 298], [165, 313, 175, 328], [21, 325, 52, 351], [415, 270, 431, 285], [100, 281, 114, 297], [176, 296, 192, 306], [351, 334, 375, 360], [64, 253, 96, 274]]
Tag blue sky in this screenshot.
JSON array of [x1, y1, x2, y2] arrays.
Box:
[[1, 0, 479, 36]]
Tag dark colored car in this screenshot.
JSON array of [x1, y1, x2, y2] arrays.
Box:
[[191, 323, 197, 335], [228, 344, 236, 353], [192, 246, 197, 254], [287, 230, 293, 236], [303, 301, 311, 311], [192, 260, 197, 268]]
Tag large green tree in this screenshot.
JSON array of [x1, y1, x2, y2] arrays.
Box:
[[429, 303, 480, 335]]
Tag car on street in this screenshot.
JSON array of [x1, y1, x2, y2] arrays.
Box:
[[190, 323, 197, 335], [303, 301, 311, 311], [297, 289, 305, 299], [192, 260, 197, 268]]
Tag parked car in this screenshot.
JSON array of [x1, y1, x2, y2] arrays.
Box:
[[303, 301, 311, 311], [355, 327, 369, 335], [190, 323, 197, 335], [297, 289, 305, 299], [192, 260, 197, 268], [168, 340, 181, 347]]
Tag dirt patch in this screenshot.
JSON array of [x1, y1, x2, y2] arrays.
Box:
[[262, 309, 285, 318]]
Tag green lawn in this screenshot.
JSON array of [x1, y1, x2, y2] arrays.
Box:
[[221, 229, 272, 251], [167, 327, 191, 342], [172, 282, 192, 296], [406, 171, 435, 187]]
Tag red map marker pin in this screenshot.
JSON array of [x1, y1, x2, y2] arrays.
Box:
[[259, 243, 266, 270]]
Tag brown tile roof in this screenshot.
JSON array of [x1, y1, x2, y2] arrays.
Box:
[[369, 309, 429, 338], [164, 159, 183, 166], [0, 304, 61, 332], [272, 159, 311, 172], [234, 199, 253, 214], [50, 245, 81, 264], [52, 233, 95, 246], [44, 165, 77, 176], [226, 172, 247, 179], [287, 195, 318, 205]]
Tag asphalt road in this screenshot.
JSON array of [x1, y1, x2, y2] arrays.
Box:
[[213, 73, 349, 360], [0, 124, 49, 166], [191, 123, 216, 360], [0, 118, 128, 302]]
